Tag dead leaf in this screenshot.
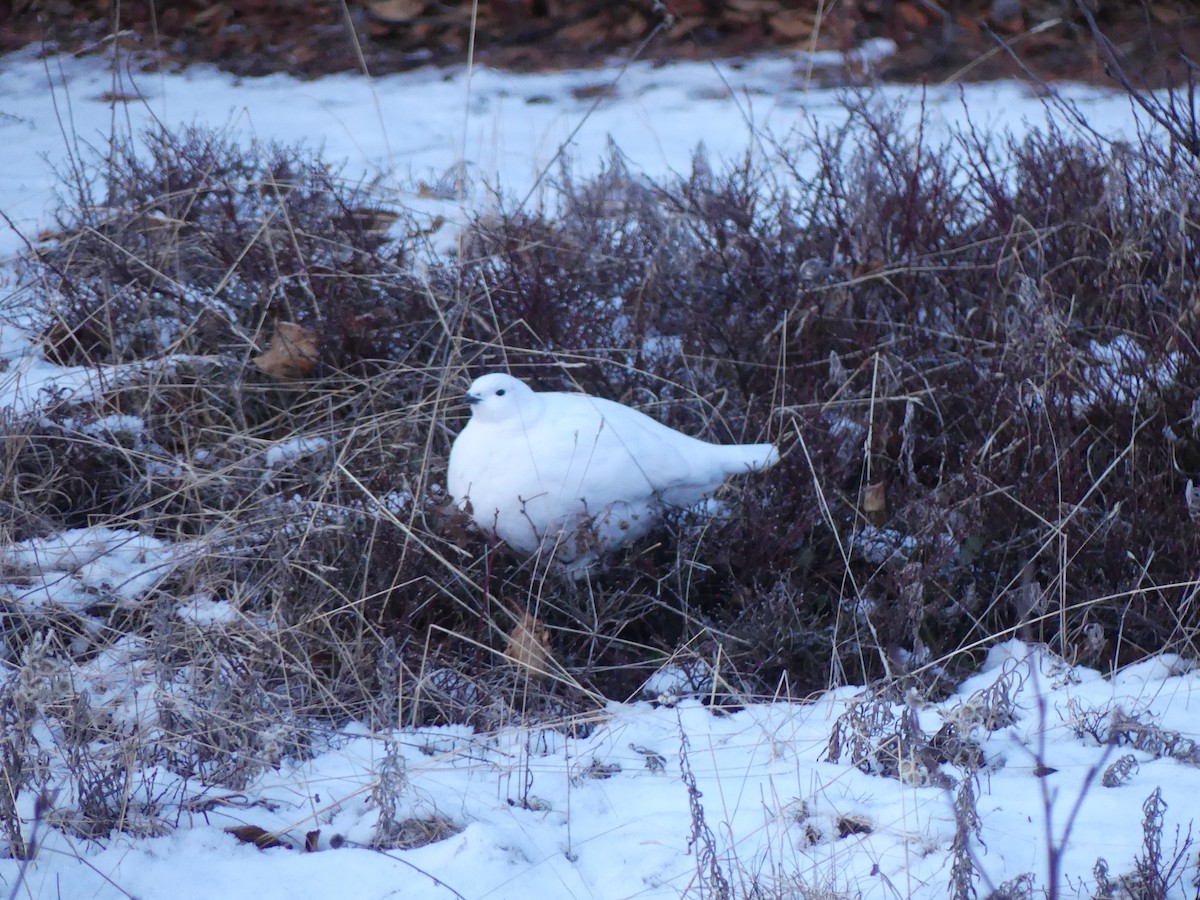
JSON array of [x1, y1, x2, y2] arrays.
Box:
[[613, 11, 649, 41], [727, 0, 776, 15], [417, 181, 456, 201], [1149, 3, 1183, 26], [345, 308, 388, 337], [252, 322, 320, 380], [305, 830, 320, 852], [368, 0, 424, 24], [413, 214, 446, 239], [666, 17, 706, 41], [73, 31, 142, 57], [895, 1, 931, 29], [289, 43, 319, 67], [504, 611, 553, 679], [853, 258, 887, 277], [768, 9, 814, 41], [558, 14, 609, 45], [863, 481, 887, 525], [225, 824, 291, 849], [571, 82, 618, 101], [96, 90, 144, 103], [954, 14, 982, 38], [188, 3, 230, 28], [990, 13, 1025, 34], [344, 206, 400, 236]]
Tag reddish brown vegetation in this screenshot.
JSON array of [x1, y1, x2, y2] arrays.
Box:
[[7, 94, 1200, 714], [3, 1, 1198, 86]]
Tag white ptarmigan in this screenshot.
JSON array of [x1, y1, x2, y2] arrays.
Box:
[[447, 373, 779, 563]]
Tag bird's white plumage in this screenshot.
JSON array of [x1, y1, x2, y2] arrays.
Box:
[[447, 373, 778, 562]]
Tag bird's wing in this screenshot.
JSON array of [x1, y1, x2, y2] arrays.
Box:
[[530, 394, 711, 504]]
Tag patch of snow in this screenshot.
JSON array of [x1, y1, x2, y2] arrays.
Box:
[[0, 644, 1196, 898], [639, 658, 716, 702], [64, 413, 145, 437], [263, 435, 331, 469], [176, 594, 241, 626], [1, 526, 180, 612], [1075, 334, 1180, 412], [373, 490, 413, 515], [854, 523, 918, 563], [0, 48, 1162, 262]]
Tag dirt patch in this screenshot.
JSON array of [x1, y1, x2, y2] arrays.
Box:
[[4, 1, 1198, 87]]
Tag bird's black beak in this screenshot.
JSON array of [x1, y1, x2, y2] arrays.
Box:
[[465, 391, 481, 406]]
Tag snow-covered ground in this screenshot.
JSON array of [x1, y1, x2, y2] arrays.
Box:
[[5, 623, 1200, 900], [1, 41, 1197, 900], [0, 40, 1150, 262]]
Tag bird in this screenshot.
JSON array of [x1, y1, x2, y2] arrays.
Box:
[[446, 372, 779, 564]]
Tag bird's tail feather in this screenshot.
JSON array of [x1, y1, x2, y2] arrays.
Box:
[[725, 442, 778, 472]]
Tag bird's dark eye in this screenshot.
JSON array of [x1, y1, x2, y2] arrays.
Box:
[[496, 389, 506, 396]]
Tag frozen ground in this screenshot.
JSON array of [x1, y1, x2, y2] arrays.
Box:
[[0, 42, 1197, 900]]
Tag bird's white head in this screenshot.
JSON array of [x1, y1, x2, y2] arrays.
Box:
[[463, 373, 538, 424]]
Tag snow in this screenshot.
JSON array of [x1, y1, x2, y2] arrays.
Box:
[[263, 436, 331, 469], [1077, 334, 1181, 412], [4, 643, 1199, 899], [1, 526, 179, 613], [0, 334, 107, 414], [0, 38, 1197, 900], [0, 44, 1151, 262]]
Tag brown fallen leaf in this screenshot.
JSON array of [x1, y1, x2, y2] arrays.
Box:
[[188, 3, 230, 29], [768, 9, 815, 41], [414, 214, 446, 239], [504, 611, 553, 679], [96, 90, 144, 103], [343, 206, 401, 236], [252, 322, 320, 380], [368, 0, 425, 24], [558, 14, 610, 45], [344, 307, 389, 338], [417, 181, 457, 201], [863, 481, 888, 525], [1149, 3, 1184, 26], [853, 258, 887, 278], [727, 0, 776, 17], [571, 82, 618, 101], [895, 1, 932, 29], [225, 824, 291, 849]]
